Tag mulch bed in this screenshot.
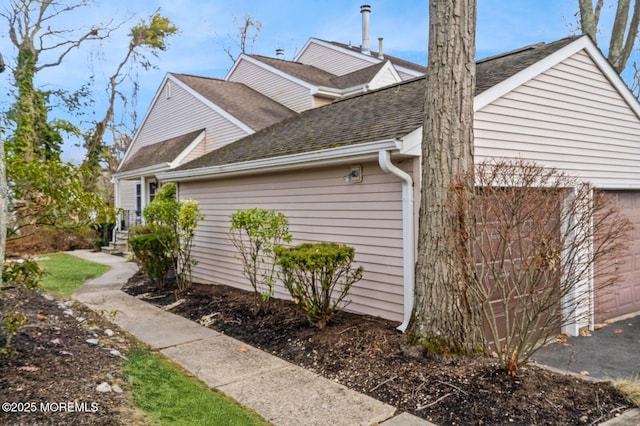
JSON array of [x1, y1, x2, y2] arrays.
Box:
[[123, 272, 635, 426], [0, 288, 146, 426]]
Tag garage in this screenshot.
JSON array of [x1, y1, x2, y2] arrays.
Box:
[[595, 190, 640, 322]]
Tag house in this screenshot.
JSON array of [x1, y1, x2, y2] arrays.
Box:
[[114, 5, 425, 229], [114, 9, 640, 336]]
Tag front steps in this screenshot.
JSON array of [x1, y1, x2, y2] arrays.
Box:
[[101, 230, 129, 254]]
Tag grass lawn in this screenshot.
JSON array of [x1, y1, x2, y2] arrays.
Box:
[[37, 252, 110, 297], [125, 348, 267, 426], [34, 252, 266, 425]]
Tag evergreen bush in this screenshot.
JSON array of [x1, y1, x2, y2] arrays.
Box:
[[276, 242, 363, 329], [128, 225, 175, 289]]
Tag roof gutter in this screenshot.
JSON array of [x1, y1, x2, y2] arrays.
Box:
[[114, 163, 171, 179], [158, 139, 401, 182], [378, 150, 414, 333], [315, 84, 370, 99]]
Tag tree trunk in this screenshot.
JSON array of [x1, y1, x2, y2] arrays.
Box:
[[0, 131, 5, 285], [407, 0, 483, 354], [0, 56, 6, 280], [579, 0, 640, 74]]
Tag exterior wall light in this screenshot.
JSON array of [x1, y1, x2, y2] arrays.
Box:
[[343, 165, 363, 183]]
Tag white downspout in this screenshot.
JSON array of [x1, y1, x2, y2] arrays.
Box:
[[378, 150, 414, 332]]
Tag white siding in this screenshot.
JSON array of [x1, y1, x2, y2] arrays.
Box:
[[129, 80, 249, 160], [179, 160, 412, 322], [369, 67, 399, 90], [119, 180, 137, 213], [228, 59, 313, 112], [298, 42, 377, 76], [475, 51, 640, 188]]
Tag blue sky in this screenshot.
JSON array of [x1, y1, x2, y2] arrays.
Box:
[[0, 0, 627, 162]]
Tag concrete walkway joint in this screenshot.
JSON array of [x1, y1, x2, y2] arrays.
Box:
[[70, 250, 421, 426], [70, 250, 638, 426]]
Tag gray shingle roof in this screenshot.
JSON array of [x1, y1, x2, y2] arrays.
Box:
[[119, 129, 205, 173], [248, 55, 339, 87], [475, 36, 579, 94], [250, 54, 388, 89], [175, 79, 425, 171], [330, 62, 388, 88], [172, 74, 296, 131], [174, 36, 582, 172]]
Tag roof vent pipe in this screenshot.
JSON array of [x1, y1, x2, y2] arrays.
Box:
[[360, 4, 371, 55], [275, 48, 284, 58], [378, 37, 384, 59]]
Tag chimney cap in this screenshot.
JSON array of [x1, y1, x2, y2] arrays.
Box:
[[360, 4, 371, 12], [275, 48, 284, 58]]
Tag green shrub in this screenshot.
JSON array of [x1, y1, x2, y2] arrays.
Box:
[[275, 242, 363, 329], [140, 183, 203, 293], [128, 225, 175, 289], [229, 208, 292, 313], [3, 259, 44, 291], [1, 259, 44, 358]]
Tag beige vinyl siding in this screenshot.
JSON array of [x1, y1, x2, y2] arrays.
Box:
[[129, 80, 249, 159], [313, 96, 335, 108], [178, 139, 206, 166], [474, 50, 640, 188], [228, 60, 312, 112], [119, 180, 138, 213], [179, 161, 409, 322], [298, 42, 377, 76]]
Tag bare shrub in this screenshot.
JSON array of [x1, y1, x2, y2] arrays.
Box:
[[461, 159, 631, 374], [229, 208, 292, 314]]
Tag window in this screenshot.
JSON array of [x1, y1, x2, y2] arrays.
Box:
[[135, 183, 142, 215], [149, 182, 158, 202]]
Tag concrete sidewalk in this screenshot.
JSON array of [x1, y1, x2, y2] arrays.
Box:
[[70, 250, 430, 426], [70, 250, 640, 426]]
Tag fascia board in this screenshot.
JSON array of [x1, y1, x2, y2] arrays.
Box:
[[399, 127, 423, 156], [474, 35, 640, 121], [580, 38, 640, 120], [473, 39, 591, 111], [299, 38, 380, 65], [370, 61, 402, 88], [169, 130, 206, 168], [340, 85, 369, 97], [117, 73, 172, 172], [293, 38, 315, 62], [393, 65, 424, 78], [168, 74, 255, 134], [158, 139, 402, 182], [224, 53, 245, 81], [114, 163, 171, 179], [238, 55, 318, 92], [315, 86, 348, 97]]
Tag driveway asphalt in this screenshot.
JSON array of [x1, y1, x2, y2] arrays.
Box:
[[533, 315, 640, 380]]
